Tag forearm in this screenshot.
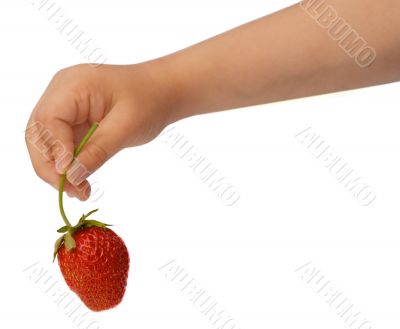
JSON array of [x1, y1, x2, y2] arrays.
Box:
[[151, 0, 400, 123]]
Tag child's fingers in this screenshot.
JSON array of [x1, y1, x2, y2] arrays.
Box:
[[25, 116, 58, 184], [34, 97, 77, 173], [66, 105, 129, 186], [25, 114, 91, 201], [64, 179, 91, 201], [25, 136, 90, 201], [46, 118, 75, 174]]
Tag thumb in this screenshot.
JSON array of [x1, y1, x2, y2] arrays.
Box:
[[66, 111, 128, 186]]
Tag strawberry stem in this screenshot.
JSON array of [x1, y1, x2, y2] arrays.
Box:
[[58, 123, 99, 228], [58, 175, 71, 227]]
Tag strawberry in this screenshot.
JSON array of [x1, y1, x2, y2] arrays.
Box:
[[55, 210, 130, 312], [52, 123, 130, 312]]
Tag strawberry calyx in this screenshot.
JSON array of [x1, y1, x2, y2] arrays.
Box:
[[53, 208, 112, 261]]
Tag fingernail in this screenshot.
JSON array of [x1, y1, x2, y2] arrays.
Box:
[[82, 184, 91, 200], [67, 160, 90, 186], [66, 191, 74, 198]]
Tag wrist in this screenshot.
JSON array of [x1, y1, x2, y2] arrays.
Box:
[[139, 55, 197, 125], [133, 59, 179, 126]]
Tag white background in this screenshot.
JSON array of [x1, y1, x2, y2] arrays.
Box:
[[1, 0, 400, 328]]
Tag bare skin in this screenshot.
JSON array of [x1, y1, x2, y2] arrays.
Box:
[[26, 0, 400, 200]]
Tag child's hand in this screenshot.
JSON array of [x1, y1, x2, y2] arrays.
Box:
[[26, 0, 400, 201], [25, 63, 174, 200]]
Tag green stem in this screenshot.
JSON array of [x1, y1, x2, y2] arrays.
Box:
[[58, 175, 71, 227], [58, 123, 99, 228]]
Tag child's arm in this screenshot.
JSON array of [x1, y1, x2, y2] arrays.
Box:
[[26, 0, 400, 199], [163, 0, 400, 121]]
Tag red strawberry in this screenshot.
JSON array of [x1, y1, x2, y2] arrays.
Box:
[[54, 210, 130, 312], [52, 123, 130, 311]]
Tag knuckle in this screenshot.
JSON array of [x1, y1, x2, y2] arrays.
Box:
[[25, 121, 44, 145], [51, 64, 97, 96], [52, 67, 69, 81], [86, 142, 109, 166], [32, 164, 44, 178], [53, 64, 86, 82], [33, 165, 52, 185]]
